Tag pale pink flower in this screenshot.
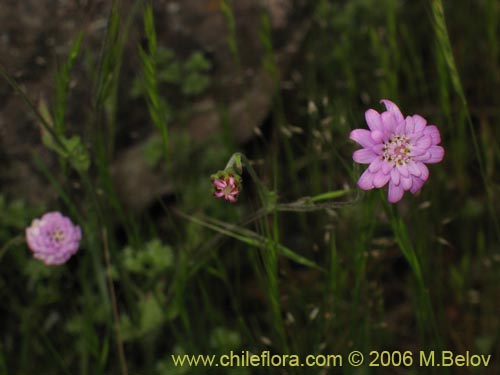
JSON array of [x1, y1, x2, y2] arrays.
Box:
[[350, 100, 444, 203], [26, 212, 82, 265], [211, 171, 241, 202]]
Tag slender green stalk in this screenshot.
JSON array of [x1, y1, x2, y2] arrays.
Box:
[[220, 0, 240, 65], [347, 195, 375, 355], [102, 228, 128, 375], [382, 196, 443, 350], [431, 0, 500, 241], [226, 152, 358, 213], [221, 151, 288, 351], [54, 32, 83, 136], [139, 4, 170, 167], [173, 208, 320, 270]]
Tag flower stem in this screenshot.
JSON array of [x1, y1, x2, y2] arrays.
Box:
[[225, 153, 360, 214], [382, 196, 443, 349], [224, 153, 288, 350], [102, 228, 128, 375], [226, 152, 275, 210]]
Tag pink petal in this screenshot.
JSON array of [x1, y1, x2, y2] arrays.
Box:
[[413, 145, 445, 163], [350, 129, 375, 148], [380, 99, 405, 124], [409, 132, 425, 144], [226, 195, 236, 202], [405, 116, 415, 134], [417, 162, 429, 181], [371, 143, 384, 154], [395, 122, 406, 134], [371, 130, 384, 143], [381, 161, 392, 175], [414, 135, 432, 149], [228, 176, 235, 185], [75, 227, 82, 242], [368, 157, 383, 173], [44, 212, 63, 221], [401, 175, 413, 190], [388, 182, 404, 203], [373, 171, 390, 188], [407, 161, 421, 177], [410, 176, 426, 194], [423, 125, 441, 145], [214, 180, 226, 189], [365, 109, 383, 131], [390, 168, 400, 185], [410, 145, 427, 157], [396, 163, 409, 177], [425, 145, 445, 163], [413, 114, 427, 133], [214, 191, 224, 198], [381, 112, 397, 133], [353, 148, 377, 164], [357, 169, 375, 190], [412, 153, 429, 162]]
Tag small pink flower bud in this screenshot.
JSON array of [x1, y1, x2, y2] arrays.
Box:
[[211, 170, 242, 202]]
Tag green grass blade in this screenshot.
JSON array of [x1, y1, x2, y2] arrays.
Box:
[[54, 32, 83, 135], [431, 0, 500, 241], [139, 4, 170, 165], [176, 210, 322, 270]]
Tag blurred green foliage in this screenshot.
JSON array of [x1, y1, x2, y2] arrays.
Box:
[[132, 46, 212, 100]]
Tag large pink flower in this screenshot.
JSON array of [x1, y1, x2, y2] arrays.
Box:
[[350, 100, 444, 203], [26, 212, 82, 265]]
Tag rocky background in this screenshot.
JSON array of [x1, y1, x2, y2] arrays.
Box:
[[0, 0, 309, 211]]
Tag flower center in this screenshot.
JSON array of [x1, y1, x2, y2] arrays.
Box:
[[222, 183, 234, 196], [382, 134, 411, 165], [50, 228, 65, 243]]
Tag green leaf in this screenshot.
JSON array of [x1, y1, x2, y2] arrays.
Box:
[[139, 295, 164, 334], [62, 136, 91, 173], [158, 61, 182, 84], [142, 135, 165, 168], [184, 52, 212, 72], [122, 239, 174, 275], [181, 73, 210, 96], [41, 132, 90, 173]]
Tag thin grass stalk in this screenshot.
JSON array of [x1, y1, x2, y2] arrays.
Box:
[[220, 0, 268, 152], [221, 151, 288, 350], [347, 196, 375, 350], [54, 32, 83, 136], [102, 228, 128, 375], [92, 0, 125, 158], [486, 0, 499, 83], [431, 0, 500, 241], [220, 0, 240, 66], [227, 153, 357, 213], [382, 197, 443, 351], [139, 4, 170, 167], [89, 1, 142, 248]]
